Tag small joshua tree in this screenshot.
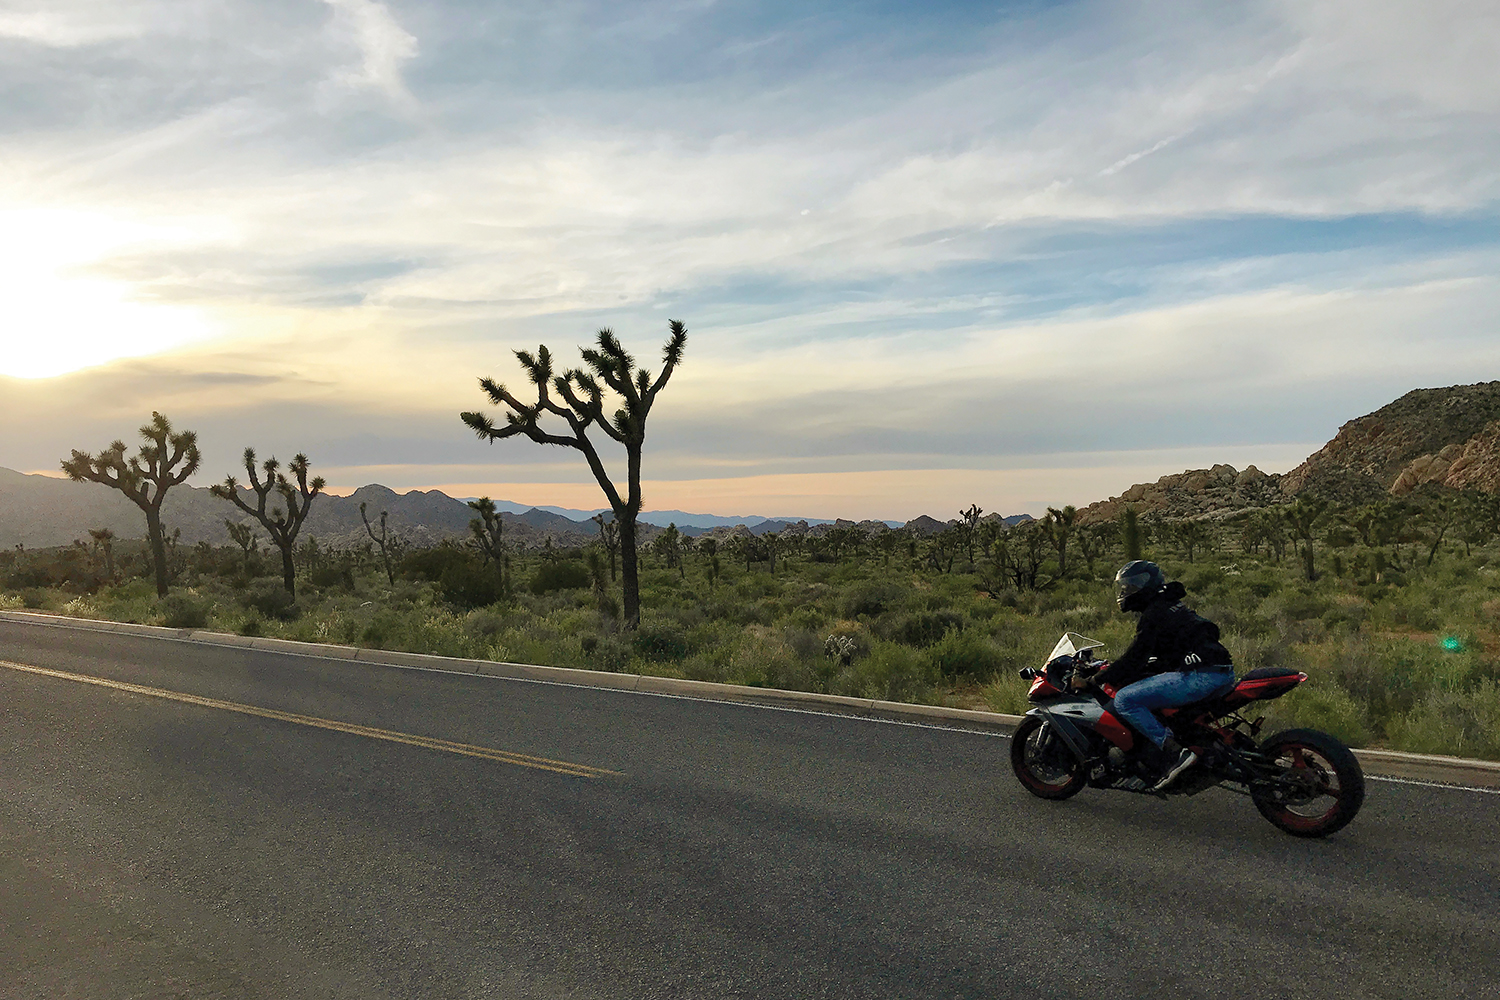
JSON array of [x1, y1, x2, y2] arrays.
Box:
[[62, 412, 200, 597], [225, 520, 261, 574], [592, 513, 621, 582], [468, 497, 510, 597], [359, 502, 399, 586], [462, 321, 687, 629], [87, 527, 116, 582], [1046, 504, 1077, 576], [211, 450, 324, 599]]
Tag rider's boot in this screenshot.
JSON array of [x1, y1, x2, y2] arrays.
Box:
[[1151, 736, 1198, 792]]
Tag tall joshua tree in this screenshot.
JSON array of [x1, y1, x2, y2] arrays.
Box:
[[210, 450, 324, 599], [1046, 504, 1077, 576], [62, 412, 200, 597], [462, 321, 687, 629]]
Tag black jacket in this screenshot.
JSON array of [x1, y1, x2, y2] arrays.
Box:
[[1095, 581, 1232, 689]]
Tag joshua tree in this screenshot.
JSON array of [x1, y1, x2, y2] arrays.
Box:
[[1074, 522, 1110, 576], [1174, 519, 1211, 564], [360, 502, 398, 586], [591, 513, 621, 582], [61, 412, 200, 597], [652, 523, 686, 578], [1416, 491, 1460, 566], [468, 497, 510, 596], [461, 322, 687, 629], [87, 527, 116, 582], [210, 450, 324, 599], [224, 519, 260, 574], [1046, 505, 1077, 576], [1283, 497, 1328, 581], [957, 504, 983, 564]]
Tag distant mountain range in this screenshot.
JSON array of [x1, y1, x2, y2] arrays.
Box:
[[0, 467, 1027, 550], [11, 380, 1491, 551]]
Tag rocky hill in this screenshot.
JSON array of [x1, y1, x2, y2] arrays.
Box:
[[1281, 382, 1500, 502], [1076, 464, 1284, 525], [1078, 381, 1500, 523]]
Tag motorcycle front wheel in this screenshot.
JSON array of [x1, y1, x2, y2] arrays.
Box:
[[1011, 716, 1086, 800], [1250, 728, 1365, 838]]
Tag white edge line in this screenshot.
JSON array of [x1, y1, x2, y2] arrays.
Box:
[[1366, 775, 1500, 795]]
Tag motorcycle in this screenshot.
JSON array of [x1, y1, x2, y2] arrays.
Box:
[[1010, 633, 1365, 838]]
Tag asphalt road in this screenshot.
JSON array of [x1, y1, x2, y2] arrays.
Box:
[[2, 620, 1498, 1000]]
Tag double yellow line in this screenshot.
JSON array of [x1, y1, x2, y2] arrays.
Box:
[[0, 659, 618, 779]]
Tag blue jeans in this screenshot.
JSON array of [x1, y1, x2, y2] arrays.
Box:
[[1113, 669, 1235, 748]]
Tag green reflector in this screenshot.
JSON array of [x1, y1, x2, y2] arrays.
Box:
[[1441, 637, 1464, 652]]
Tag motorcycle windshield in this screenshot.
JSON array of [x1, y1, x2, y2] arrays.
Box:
[[1045, 632, 1105, 665]]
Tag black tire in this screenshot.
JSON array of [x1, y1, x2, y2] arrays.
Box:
[[1011, 716, 1086, 800], [1251, 728, 1365, 838]]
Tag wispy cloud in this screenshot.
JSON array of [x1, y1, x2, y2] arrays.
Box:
[[320, 0, 419, 109], [1, 0, 1497, 514]]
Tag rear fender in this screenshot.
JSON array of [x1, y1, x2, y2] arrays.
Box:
[[1025, 707, 1092, 763]]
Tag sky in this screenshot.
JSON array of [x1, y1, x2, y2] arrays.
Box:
[[1, 0, 1498, 520]]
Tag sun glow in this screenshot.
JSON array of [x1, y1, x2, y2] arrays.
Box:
[[0, 208, 220, 379]]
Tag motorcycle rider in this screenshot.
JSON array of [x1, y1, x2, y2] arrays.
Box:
[[1073, 560, 1235, 791]]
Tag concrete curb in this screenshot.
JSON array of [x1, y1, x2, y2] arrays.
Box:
[[5, 609, 1498, 789]]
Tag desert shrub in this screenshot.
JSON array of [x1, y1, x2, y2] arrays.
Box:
[[241, 581, 297, 620], [400, 544, 467, 581], [531, 561, 590, 594], [1386, 681, 1500, 759], [1269, 587, 1333, 622], [360, 608, 404, 648], [1262, 680, 1374, 748], [1179, 565, 1225, 592], [158, 592, 210, 629], [581, 633, 632, 672], [439, 561, 501, 609], [880, 610, 964, 648], [831, 642, 935, 702], [984, 672, 1032, 715], [729, 626, 802, 688], [839, 580, 906, 618], [924, 628, 1005, 681], [632, 620, 689, 662], [308, 565, 353, 589]]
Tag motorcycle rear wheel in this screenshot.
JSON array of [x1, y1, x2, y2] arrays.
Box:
[[1251, 728, 1365, 838], [1011, 716, 1086, 800]]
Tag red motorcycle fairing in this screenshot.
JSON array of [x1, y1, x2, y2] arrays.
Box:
[[1029, 674, 1063, 699], [1028, 694, 1137, 752], [1093, 710, 1135, 751]]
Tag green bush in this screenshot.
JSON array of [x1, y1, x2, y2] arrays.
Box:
[[531, 561, 590, 594], [581, 634, 631, 672], [882, 610, 964, 647], [440, 561, 501, 609], [308, 565, 352, 589], [158, 592, 210, 628], [833, 642, 934, 702], [632, 621, 689, 662], [1386, 681, 1500, 759], [1263, 680, 1373, 747], [924, 628, 1004, 681], [242, 581, 297, 620], [839, 580, 906, 618]]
